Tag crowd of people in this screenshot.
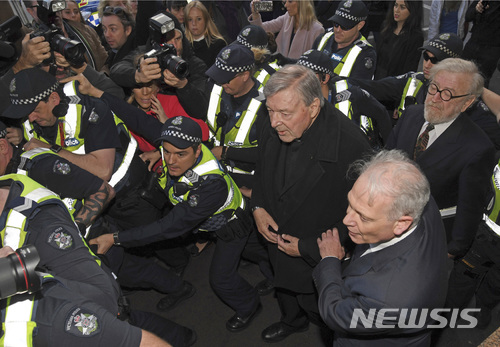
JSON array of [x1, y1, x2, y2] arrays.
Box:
[[1, 0, 500, 346]]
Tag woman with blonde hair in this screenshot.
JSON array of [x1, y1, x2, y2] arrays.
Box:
[[249, 0, 324, 59], [184, 0, 227, 67]]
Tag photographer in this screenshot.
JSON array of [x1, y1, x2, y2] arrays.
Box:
[[110, 12, 207, 119]]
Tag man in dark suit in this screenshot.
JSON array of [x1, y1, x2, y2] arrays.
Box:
[[386, 58, 496, 259], [251, 65, 371, 343], [313, 150, 448, 346]]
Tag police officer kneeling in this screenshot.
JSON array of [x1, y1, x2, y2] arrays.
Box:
[[90, 116, 262, 332]]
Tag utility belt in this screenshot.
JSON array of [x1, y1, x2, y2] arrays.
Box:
[[214, 203, 254, 242]]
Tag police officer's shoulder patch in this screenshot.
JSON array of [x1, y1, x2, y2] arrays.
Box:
[[88, 108, 100, 123], [335, 90, 352, 103], [65, 306, 101, 337], [48, 226, 74, 250], [188, 194, 199, 207], [364, 57, 373, 70], [53, 160, 71, 175]]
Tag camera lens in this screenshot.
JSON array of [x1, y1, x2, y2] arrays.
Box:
[[0, 245, 41, 300], [166, 56, 189, 79], [52, 34, 86, 68]]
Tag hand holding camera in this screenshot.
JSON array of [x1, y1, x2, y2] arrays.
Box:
[[135, 56, 162, 84], [13, 34, 51, 73]]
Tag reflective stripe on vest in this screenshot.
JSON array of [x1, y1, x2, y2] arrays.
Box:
[[318, 32, 334, 51], [337, 45, 362, 77], [484, 214, 500, 237], [335, 80, 350, 117], [207, 85, 223, 143], [109, 135, 137, 188], [255, 62, 280, 90], [398, 74, 424, 117], [3, 295, 36, 347], [233, 98, 261, 145]]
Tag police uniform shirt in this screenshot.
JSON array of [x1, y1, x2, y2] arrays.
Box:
[[349, 72, 429, 107], [9, 147, 104, 202], [0, 182, 120, 314], [34, 94, 121, 153], [313, 31, 377, 80], [32, 276, 141, 347], [117, 152, 229, 246]]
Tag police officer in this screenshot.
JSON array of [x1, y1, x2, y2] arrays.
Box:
[[350, 33, 464, 119], [0, 78, 195, 318], [2, 67, 136, 187], [446, 159, 500, 328], [313, 0, 376, 80], [89, 116, 262, 333], [204, 43, 266, 190], [297, 49, 391, 148], [235, 25, 281, 91], [0, 174, 196, 347]]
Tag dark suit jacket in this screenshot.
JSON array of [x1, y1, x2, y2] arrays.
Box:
[[252, 101, 371, 293], [313, 198, 448, 347], [386, 104, 496, 256]]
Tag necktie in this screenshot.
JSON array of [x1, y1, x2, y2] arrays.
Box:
[[413, 123, 435, 160]]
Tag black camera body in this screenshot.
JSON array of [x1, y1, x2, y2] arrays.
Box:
[[30, 25, 86, 68], [0, 245, 41, 300], [144, 43, 189, 79]]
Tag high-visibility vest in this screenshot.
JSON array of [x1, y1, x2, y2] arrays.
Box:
[[159, 145, 244, 231], [333, 80, 373, 134], [206, 84, 263, 175], [397, 73, 425, 118], [22, 81, 137, 189], [318, 32, 372, 77], [255, 60, 280, 92]]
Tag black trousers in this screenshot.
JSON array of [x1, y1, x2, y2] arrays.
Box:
[[446, 222, 500, 309], [209, 233, 260, 316]]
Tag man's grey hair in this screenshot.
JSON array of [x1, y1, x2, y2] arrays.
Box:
[[429, 58, 484, 98], [264, 65, 325, 107], [349, 150, 430, 225]]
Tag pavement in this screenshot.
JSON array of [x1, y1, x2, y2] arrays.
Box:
[[127, 244, 500, 347]]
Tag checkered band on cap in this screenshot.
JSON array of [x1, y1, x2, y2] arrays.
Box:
[[297, 60, 333, 76], [427, 41, 460, 58], [335, 9, 367, 23], [215, 59, 254, 74], [237, 35, 267, 50], [161, 129, 201, 143], [11, 82, 60, 106]]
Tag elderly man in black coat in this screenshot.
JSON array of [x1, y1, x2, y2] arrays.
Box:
[[251, 65, 371, 343]]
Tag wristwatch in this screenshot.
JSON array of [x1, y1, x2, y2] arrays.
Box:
[[252, 206, 262, 212], [113, 231, 121, 245], [50, 144, 62, 153]]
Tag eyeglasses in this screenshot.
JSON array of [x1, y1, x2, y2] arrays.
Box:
[[423, 51, 439, 64], [103, 6, 132, 20], [427, 83, 470, 102], [333, 22, 353, 31]]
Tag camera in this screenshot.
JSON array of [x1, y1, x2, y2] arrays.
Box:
[[0, 245, 41, 300], [30, 26, 86, 68], [254, 1, 274, 12], [144, 43, 189, 79]]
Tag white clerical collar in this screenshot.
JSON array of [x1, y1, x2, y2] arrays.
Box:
[[361, 224, 417, 257]]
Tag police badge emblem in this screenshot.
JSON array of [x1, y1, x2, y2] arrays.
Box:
[[242, 28, 251, 37], [222, 48, 231, 61], [9, 78, 16, 94], [188, 194, 199, 207], [48, 227, 74, 250], [66, 307, 101, 337], [88, 109, 99, 123], [364, 57, 373, 70], [439, 33, 450, 40], [173, 116, 183, 125], [344, 0, 352, 8], [54, 160, 71, 175]]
